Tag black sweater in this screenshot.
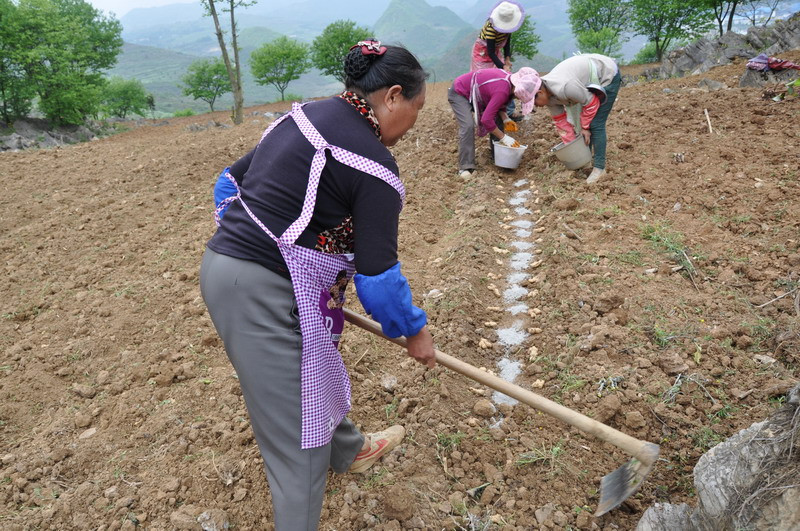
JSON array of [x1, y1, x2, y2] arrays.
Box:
[[207, 98, 402, 278]]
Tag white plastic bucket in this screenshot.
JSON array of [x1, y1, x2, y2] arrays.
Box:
[[551, 137, 592, 170], [493, 142, 528, 169]]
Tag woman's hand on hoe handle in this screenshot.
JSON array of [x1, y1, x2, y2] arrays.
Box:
[[406, 326, 436, 368]]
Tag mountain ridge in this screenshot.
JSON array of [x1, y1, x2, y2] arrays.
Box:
[[112, 0, 579, 113]]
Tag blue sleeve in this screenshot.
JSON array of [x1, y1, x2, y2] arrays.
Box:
[[354, 262, 427, 339], [213, 167, 237, 217]]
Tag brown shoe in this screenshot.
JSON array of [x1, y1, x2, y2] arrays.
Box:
[[349, 425, 405, 474]]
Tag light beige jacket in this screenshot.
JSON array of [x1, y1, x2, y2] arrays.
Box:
[[541, 53, 618, 113]]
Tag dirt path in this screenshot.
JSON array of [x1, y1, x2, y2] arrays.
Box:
[[1, 52, 799, 530]]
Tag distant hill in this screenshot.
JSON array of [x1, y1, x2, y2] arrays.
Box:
[[109, 42, 340, 115], [119, 3, 206, 35], [111, 0, 583, 114], [106, 43, 204, 114], [107, 42, 198, 83], [373, 0, 471, 62], [120, 0, 393, 44]]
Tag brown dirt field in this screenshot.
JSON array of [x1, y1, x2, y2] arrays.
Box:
[[1, 51, 799, 530]]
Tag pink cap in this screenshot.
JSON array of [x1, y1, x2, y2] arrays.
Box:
[[509, 67, 541, 115]]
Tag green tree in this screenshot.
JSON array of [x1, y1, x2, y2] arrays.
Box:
[[568, 0, 632, 33], [511, 15, 542, 60], [631, 0, 713, 61], [311, 20, 371, 83], [181, 58, 232, 112], [576, 28, 624, 57], [13, 0, 122, 125], [568, 0, 631, 56], [0, 0, 35, 123], [103, 76, 150, 119], [201, 0, 256, 125], [250, 36, 310, 101], [630, 41, 660, 64]]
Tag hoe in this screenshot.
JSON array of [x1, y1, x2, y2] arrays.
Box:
[[345, 309, 660, 516]]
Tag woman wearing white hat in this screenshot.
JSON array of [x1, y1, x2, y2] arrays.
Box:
[[471, 1, 525, 73]]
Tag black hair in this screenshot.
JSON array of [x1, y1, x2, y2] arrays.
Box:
[[343, 44, 428, 100]]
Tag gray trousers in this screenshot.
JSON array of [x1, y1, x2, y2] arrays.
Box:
[[448, 85, 504, 171], [200, 249, 363, 531], [448, 86, 476, 172]]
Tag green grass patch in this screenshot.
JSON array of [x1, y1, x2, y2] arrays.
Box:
[[650, 325, 679, 348], [360, 467, 391, 490], [516, 440, 565, 473], [691, 427, 723, 451], [437, 431, 465, 452], [642, 221, 685, 255], [614, 250, 645, 266]]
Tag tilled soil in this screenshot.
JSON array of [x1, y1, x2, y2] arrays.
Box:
[[1, 52, 799, 530]]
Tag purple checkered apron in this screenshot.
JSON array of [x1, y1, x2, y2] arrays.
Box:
[[215, 102, 406, 449]]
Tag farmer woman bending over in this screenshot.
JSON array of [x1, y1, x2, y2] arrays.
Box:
[[533, 53, 621, 184], [448, 66, 539, 178], [200, 41, 435, 530]]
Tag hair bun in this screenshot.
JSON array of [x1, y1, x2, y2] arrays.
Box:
[[344, 48, 376, 80]]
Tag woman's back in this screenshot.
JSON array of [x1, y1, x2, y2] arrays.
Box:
[[208, 97, 402, 277]]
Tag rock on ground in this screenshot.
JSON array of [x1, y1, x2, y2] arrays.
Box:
[[638, 384, 800, 531]]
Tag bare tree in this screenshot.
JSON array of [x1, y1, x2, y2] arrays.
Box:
[[740, 0, 781, 26], [201, 0, 255, 125]]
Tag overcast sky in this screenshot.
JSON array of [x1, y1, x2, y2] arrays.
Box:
[[87, 0, 195, 18]]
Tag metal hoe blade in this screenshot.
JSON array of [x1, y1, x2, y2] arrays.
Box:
[[595, 442, 660, 516]]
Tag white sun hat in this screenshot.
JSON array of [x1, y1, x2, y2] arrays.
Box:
[[489, 1, 525, 33]]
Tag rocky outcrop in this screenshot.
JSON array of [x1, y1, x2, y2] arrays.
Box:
[[0, 118, 101, 152], [739, 66, 800, 87], [642, 12, 800, 81], [637, 383, 800, 531]]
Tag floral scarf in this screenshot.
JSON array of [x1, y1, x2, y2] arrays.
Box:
[[338, 90, 381, 140]]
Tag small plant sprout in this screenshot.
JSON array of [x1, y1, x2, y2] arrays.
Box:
[[516, 441, 565, 473], [662, 373, 717, 404], [437, 431, 465, 452], [597, 376, 624, 397]]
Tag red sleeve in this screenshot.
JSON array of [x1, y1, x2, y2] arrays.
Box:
[[553, 112, 576, 143], [580, 94, 601, 130]]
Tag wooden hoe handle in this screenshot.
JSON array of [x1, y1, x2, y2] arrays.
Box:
[[344, 309, 658, 466]]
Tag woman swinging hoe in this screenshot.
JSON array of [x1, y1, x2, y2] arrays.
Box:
[[201, 41, 435, 530]]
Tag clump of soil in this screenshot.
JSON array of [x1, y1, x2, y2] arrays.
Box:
[[1, 50, 798, 530]]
